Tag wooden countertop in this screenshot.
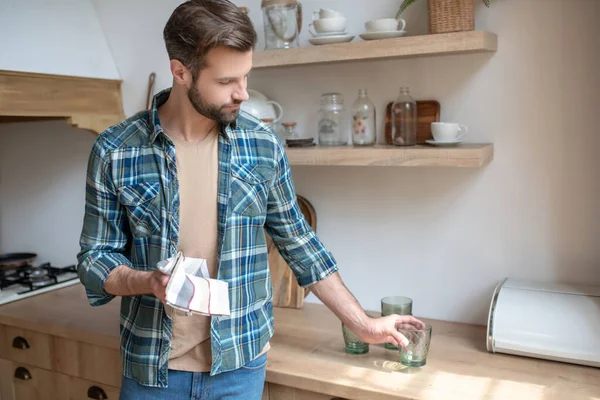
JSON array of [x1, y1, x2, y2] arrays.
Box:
[[0, 284, 599, 399]]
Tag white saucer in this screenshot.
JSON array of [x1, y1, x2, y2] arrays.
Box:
[[425, 139, 463, 147], [310, 31, 347, 38], [309, 35, 355, 45], [359, 30, 407, 40]]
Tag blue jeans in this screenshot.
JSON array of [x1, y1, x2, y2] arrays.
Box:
[[119, 353, 267, 400]]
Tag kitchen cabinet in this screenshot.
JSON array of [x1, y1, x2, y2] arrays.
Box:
[[0, 323, 121, 400], [0, 70, 125, 135], [1, 286, 598, 400], [0, 322, 347, 400], [0, 359, 120, 400]]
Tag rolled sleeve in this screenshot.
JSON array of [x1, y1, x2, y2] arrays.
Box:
[[265, 139, 338, 288], [77, 137, 132, 306]]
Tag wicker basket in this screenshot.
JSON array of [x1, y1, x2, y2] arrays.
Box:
[[428, 0, 475, 34]]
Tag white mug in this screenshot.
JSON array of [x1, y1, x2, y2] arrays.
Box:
[[365, 18, 406, 33], [431, 122, 468, 142]]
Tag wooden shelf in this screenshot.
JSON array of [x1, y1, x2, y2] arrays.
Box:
[[253, 30, 497, 69], [285, 144, 493, 168], [0, 70, 125, 134]]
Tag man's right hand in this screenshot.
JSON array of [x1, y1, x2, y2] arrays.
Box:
[[149, 270, 170, 304], [104, 265, 170, 304]]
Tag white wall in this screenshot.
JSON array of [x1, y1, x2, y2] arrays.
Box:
[[0, 122, 96, 266], [1, 0, 599, 324], [0, 0, 120, 79]]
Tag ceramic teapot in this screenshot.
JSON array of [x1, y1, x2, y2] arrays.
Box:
[[241, 89, 284, 123]]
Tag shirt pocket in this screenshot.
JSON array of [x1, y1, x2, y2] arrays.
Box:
[[118, 182, 162, 238], [230, 164, 275, 218]]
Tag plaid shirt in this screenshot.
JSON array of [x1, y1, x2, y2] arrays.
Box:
[[77, 89, 338, 387]]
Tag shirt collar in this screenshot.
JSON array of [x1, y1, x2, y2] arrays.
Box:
[[148, 88, 235, 144]]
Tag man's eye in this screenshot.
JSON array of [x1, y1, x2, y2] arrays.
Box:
[[220, 81, 233, 85]]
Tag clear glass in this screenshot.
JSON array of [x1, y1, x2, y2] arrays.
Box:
[[342, 322, 369, 354], [351, 89, 376, 146], [391, 87, 417, 146], [262, 2, 301, 50], [281, 122, 299, 140], [398, 323, 432, 367], [381, 296, 413, 350], [318, 93, 347, 146]]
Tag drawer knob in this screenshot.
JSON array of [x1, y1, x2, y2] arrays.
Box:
[[87, 385, 108, 400], [14, 367, 32, 380], [12, 336, 30, 349]]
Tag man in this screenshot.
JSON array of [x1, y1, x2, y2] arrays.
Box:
[[77, 0, 424, 398]]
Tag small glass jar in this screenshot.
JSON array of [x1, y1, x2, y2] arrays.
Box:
[[281, 121, 300, 140], [351, 89, 376, 146], [261, 0, 302, 50], [391, 87, 417, 146], [318, 93, 348, 146]]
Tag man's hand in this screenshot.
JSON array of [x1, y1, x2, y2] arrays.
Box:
[[309, 272, 426, 349], [149, 270, 170, 304], [359, 314, 425, 348], [104, 265, 170, 303]]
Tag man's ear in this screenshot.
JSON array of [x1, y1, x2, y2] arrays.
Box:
[[170, 59, 192, 86]]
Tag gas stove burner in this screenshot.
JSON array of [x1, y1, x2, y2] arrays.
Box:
[[0, 262, 78, 293], [30, 277, 55, 287], [28, 267, 49, 279]]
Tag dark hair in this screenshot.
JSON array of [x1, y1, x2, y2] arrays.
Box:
[[163, 0, 257, 80]]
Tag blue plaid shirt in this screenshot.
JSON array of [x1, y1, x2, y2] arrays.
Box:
[[77, 89, 338, 387]]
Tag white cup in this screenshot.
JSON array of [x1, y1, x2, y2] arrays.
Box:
[[310, 17, 347, 36], [364, 18, 406, 33], [313, 8, 344, 21], [431, 122, 468, 142]]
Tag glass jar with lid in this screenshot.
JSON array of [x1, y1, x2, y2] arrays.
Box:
[[261, 0, 302, 50], [318, 93, 348, 146]]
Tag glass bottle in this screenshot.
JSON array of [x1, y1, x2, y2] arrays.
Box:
[[318, 93, 347, 146], [351, 89, 376, 146], [391, 87, 417, 146]]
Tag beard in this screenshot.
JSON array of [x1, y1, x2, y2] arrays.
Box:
[[187, 84, 241, 125]]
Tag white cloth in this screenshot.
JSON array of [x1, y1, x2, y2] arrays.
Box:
[[157, 252, 230, 317]]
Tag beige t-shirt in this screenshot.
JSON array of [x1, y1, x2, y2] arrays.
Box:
[[168, 129, 219, 372], [167, 129, 269, 372]]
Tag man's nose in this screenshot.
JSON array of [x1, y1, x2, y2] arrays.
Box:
[[234, 86, 249, 102]]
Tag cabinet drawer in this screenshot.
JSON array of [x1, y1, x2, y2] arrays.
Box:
[[53, 336, 122, 387], [0, 359, 55, 400], [0, 358, 120, 400], [269, 383, 349, 400], [0, 325, 53, 370], [54, 373, 120, 400]]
